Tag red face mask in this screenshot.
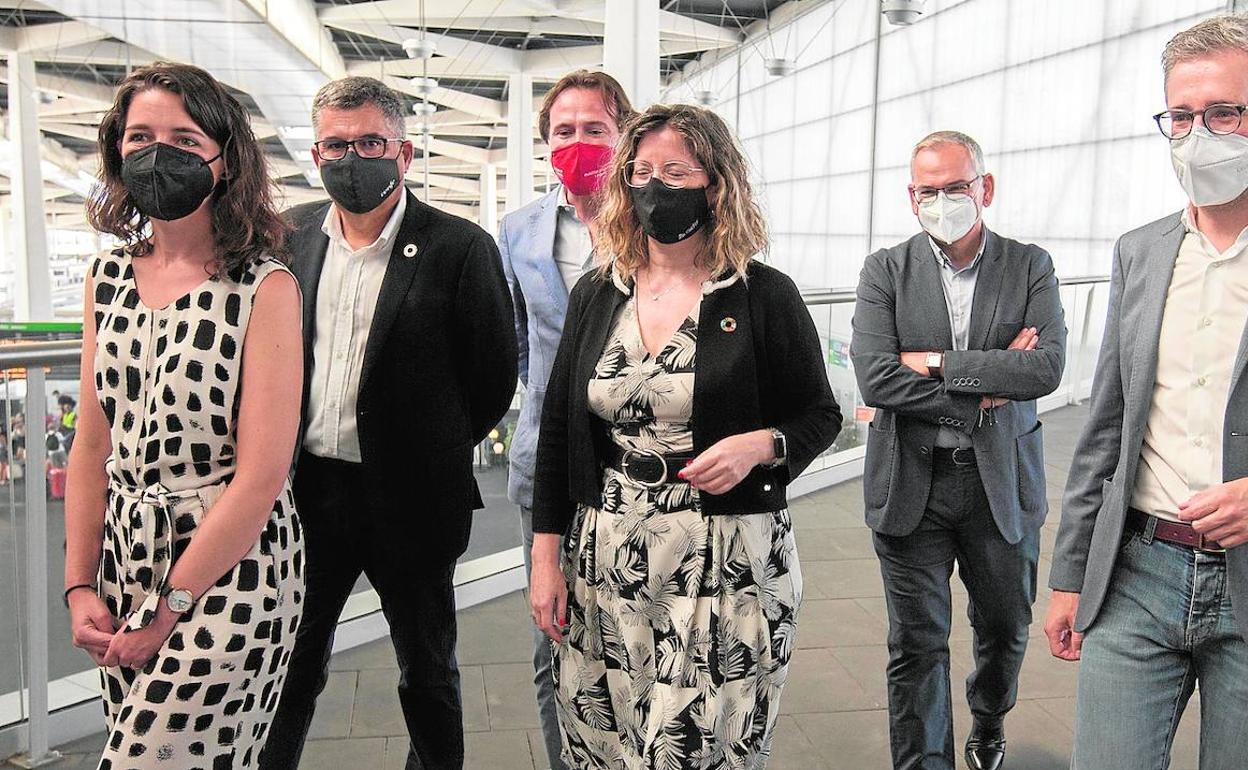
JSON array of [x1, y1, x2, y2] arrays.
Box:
[[550, 141, 614, 196]]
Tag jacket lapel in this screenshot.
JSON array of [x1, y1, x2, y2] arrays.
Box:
[[290, 203, 332, 357], [909, 235, 955, 351], [360, 191, 430, 390], [967, 229, 1004, 350], [531, 187, 566, 311], [1125, 217, 1185, 431]]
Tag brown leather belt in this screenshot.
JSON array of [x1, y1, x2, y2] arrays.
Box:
[[1126, 508, 1225, 553], [603, 444, 696, 488]]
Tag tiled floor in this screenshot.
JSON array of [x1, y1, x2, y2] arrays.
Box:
[[16, 405, 1205, 769]]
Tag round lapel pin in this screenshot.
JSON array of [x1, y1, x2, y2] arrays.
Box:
[[720, 317, 737, 333], [402, 243, 418, 259]]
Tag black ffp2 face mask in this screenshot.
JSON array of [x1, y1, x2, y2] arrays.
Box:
[[319, 153, 403, 214], [121, 142, 221, 222], [629, 178, 711, 244]]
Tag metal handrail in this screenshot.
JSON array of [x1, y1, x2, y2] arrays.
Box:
[[0, 339, 82, 368]]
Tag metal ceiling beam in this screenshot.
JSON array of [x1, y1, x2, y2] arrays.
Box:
[[378, 73, 505, 121], [41, 121, 97, 143], [319, 1, 560, 25], [28, 39, 153, 67], [16, 20, 111, 54], [553, 0, 741, 45], [0, 64, 114, 107]]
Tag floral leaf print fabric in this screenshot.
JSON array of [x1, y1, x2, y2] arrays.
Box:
[[556, 293, 801, 770]]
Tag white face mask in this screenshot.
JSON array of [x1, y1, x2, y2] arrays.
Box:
[[1170, 125, 1248, 207], [917, 191, 980, 244]]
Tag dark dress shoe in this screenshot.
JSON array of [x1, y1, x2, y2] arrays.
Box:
[[965, 720, 1006, 770]]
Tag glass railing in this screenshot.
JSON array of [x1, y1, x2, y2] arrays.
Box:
[[0, 275, 1111, 761]]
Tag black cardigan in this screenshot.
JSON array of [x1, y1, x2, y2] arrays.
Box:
[[532, 260, 843, 535]]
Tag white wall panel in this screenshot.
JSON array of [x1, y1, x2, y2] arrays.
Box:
[[663, 0, 1230, 284]]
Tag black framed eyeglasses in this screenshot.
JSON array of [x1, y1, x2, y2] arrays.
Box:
[[313, 136, 404, 161], [1153, 104, 1248, 140], [909, 175, 981, 204]]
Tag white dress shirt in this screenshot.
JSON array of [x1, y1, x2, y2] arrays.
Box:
[[304, 194, 407, 462], [930, 234, 986, 449], [1132, 208, 1248, 523], [553, 190, 594, 292]]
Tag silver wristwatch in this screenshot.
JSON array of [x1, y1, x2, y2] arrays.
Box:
[[768, 428, 788, 467]]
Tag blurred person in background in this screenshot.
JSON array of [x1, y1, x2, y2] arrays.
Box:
[[497, 68, 633, 770], [529, 103, 841, 769], [64, 62, 305, 769]]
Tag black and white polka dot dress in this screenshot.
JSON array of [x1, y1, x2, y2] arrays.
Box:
[[89, 249, 305, 770]]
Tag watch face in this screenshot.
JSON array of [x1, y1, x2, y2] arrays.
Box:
[[166, 589, 193, 613]]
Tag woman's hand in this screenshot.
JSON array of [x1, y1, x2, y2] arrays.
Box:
[[101, 604, 178, 670], [678, 430, 773, 495], [529, 534, 568, 643], [67, 589, 116, 666]]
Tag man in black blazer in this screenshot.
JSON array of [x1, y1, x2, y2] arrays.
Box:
[[260, 77, 517, 770], [851, 131, 1066, 770]]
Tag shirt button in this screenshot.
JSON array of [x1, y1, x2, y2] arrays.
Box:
[[1195, 437, 1204, 447], [1203, 317, 1213, 327], [1198, 376, 1208, 387], [335, 351, 345, 360]]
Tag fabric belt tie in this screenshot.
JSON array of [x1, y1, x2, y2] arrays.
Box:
[[1126, 507, 1225, 553], [107, 478, 227, 628]]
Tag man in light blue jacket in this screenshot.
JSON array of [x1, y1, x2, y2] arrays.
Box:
[[496, 69, 632, 770]]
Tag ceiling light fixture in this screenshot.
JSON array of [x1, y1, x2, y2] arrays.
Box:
[[882, 0, 927, 26], [764, 58, 794, 77], [402, 38, 437, 59]]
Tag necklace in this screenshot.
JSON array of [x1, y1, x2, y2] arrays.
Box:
[[643, 267, 700, 302]]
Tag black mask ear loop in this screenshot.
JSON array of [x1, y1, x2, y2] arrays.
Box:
[[206, 137, 227, 199]]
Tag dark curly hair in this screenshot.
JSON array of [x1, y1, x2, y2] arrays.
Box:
[[87, 62, 289, 274]]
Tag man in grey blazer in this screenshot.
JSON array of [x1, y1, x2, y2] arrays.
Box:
[[852, 131, 1066, 770], [497, 70, 632, 770], [1045, 16, 1248, 769]]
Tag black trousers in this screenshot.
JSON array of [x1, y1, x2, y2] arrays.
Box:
[[260, 452, 463, 770], [871, 459, 1039, 770]]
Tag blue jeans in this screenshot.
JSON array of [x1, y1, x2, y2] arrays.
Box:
[[1073, 528, 1248, 770]]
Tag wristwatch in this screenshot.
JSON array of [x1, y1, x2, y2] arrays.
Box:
[[768, 428, 788, 467], [161, 585, 195, 614], [925, 352, 944, 379]]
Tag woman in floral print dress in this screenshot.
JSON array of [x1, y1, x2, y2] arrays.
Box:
[[529, 104, 842, 770]]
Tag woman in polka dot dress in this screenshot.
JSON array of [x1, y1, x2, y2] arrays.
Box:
[[63, 63, 305, 769]]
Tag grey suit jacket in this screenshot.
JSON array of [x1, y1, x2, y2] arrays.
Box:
[[851, 228, 1067, 544], [497, 187, 568, 507], [1050, 212, 1248, 639]]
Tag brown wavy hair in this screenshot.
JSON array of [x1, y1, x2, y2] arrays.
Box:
[[87, 62, 289, 274], [596, 104, 767, 283]]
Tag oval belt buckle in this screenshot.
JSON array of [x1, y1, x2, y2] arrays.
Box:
[[621, 447, 667, 489]]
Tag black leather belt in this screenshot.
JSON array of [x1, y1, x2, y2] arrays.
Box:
[[1127, 508, 1225, 553], [604, 444, 696, 488], [933, 446, 977, 467]]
